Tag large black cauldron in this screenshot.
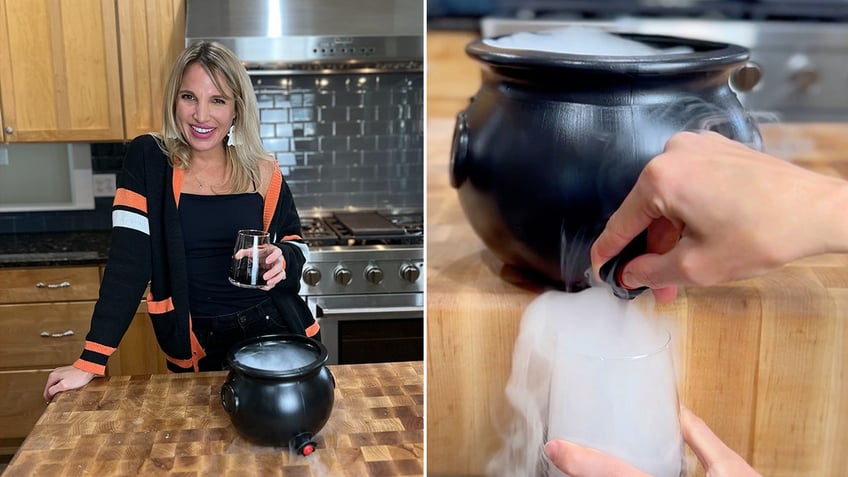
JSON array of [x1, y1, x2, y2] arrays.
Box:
[[451, 32, 762, 291], [221, 334, 335, 455]]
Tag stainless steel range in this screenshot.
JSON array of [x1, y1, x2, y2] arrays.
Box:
[[477, 1, 848, 121], [299, 211, 424, 364]]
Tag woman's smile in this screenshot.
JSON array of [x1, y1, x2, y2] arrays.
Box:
[[189, 124, 217, 139]]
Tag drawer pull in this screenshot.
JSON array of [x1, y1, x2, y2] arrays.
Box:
[[40, 330, 75, 338], [35, 281, 71, 289]]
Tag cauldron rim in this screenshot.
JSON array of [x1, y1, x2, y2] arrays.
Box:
[[467, 32, 750, 75], [225, 333, 329, 380]]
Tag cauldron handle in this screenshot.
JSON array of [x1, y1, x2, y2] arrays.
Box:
[[450, 111, 470, 188], [221, 383, 239, 414], [730, 62, 761, 92]]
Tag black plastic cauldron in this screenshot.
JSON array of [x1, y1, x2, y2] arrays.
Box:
[[451, 32, 762, 292], [221, 334, 335, 455]]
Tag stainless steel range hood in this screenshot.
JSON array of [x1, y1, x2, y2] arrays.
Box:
[[186, 0, 423, 73]]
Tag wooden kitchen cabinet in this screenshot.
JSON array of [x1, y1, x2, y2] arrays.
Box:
[[107, 301, 169, 377], [0, 265, 167, 458], [0, 0, 186, 143], [96, 264, 168, 377], [0, 0, 124, 142], [116, 0, 186, 139], [0, 266, 100, 456]]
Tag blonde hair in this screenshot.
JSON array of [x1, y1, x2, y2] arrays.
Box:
[[159, 41, 267, 193]]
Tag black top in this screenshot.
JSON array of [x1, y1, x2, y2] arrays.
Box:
[[77, 134, 314, 375], [179, 192, 267, 316]]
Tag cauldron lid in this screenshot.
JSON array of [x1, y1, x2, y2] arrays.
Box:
[[468, 32, 749, 76], [226, 334, 329, 378]]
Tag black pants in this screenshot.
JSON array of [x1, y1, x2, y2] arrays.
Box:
[[169, 298, 291, 372]]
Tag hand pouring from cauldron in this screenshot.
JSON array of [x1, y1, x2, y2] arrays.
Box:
[[561, 221, 649, 300], [591, 232, 650, 300]]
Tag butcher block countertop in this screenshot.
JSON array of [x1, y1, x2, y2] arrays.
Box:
[[427, 31, 848, 477], [3, 362, 423, 476]]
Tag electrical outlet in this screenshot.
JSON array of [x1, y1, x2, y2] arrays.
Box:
[[93, 173, 117, 197]]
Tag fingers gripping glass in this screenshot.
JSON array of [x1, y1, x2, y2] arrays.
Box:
[[229, 229, 272, 289], [545, 329, 684, 477]]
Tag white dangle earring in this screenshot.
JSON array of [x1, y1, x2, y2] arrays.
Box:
[[227, 124, 237, 146], [166, 124, 180, 140]]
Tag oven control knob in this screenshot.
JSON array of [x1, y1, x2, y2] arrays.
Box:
[[400, 264, 420, 283], [334, 266, 353, 286], [365, 265, 384, 285], [786, 53, 819, 94], [302, 267, 322, 286]]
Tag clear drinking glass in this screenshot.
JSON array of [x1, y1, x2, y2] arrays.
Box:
[[546, 328, 683, 477], [229, 229, 272, 289]]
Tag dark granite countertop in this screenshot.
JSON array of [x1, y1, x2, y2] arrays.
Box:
[[0, 231, 111, 268]]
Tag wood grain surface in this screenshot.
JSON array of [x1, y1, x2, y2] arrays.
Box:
[[426, 30, 848, 477], [3, 362, 423, 476]]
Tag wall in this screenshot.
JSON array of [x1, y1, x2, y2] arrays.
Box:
[[255, 71, 424, 212], [0, 70, 424, 234]]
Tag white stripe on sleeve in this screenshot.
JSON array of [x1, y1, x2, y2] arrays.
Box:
[[112, 210, 150, 235], [286, 240, 310, 262]]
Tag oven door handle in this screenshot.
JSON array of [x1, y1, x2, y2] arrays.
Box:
[[319, 305, 422, 317]]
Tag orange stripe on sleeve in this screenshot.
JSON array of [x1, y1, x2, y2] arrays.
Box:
[[305, 319, 320, 338], [113, 188, 148, 213], [73, 359, 106, 376], [146, 292, 175, 314], [84, 341, 117, 356], [281, 234, 303, 241]]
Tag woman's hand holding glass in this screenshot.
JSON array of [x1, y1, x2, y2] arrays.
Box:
[[257, 243, 287, 290], [229, 230, 287, 290]]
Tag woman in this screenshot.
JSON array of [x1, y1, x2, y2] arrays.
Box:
[[44, 41, 318, 401]]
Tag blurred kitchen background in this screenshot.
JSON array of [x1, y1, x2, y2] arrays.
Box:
[[428, 0, 848, 122]]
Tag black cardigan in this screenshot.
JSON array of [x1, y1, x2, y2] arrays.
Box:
[[74, 134, 317, 375]]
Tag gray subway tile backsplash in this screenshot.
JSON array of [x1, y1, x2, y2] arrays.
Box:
[[1, 71, 423, 234], [261, 108, 290, 123], [258, 72, 425, 215]]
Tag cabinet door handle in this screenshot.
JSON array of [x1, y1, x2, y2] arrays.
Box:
[[35, 281, 71, 289], [40, 330, 75, 338]]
